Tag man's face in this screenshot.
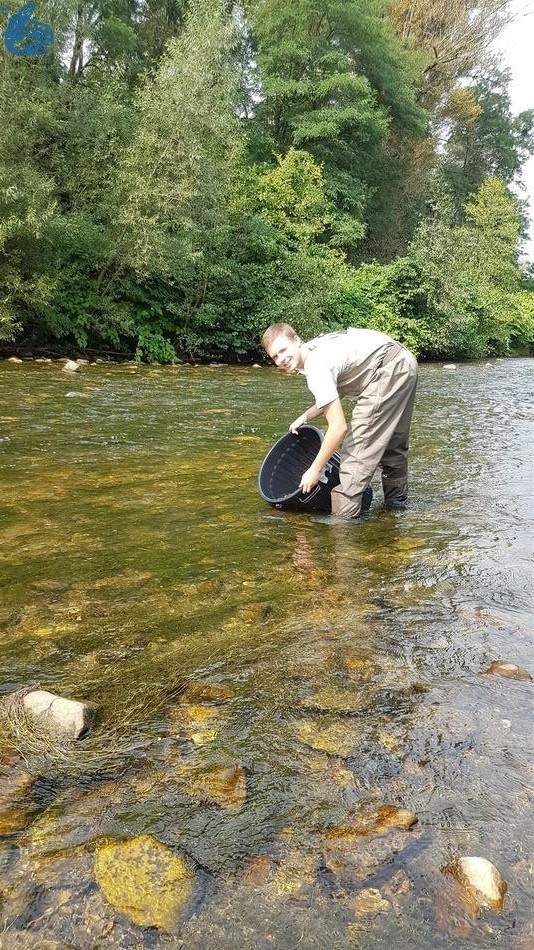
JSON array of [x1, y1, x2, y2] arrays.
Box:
[[266, 334, 303, 372]]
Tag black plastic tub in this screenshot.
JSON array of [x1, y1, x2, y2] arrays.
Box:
[[258, 425, 372, 514]]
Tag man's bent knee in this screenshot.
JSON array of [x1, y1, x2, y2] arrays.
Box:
[[330, 489, 363, 520]]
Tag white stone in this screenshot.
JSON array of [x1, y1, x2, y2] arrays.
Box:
[[7, 356, 22, 363], [443, 363, 456, 370], [455, 856, 506, 910], [22, 690, 94, 739], [62, 359, 80, 373]]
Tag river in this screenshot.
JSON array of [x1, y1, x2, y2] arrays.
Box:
[[0, 357, 532, 947]]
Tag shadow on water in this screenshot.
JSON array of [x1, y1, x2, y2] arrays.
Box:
[[0, 359, 532, 947]]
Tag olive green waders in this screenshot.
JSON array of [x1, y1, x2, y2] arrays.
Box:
[[330, 345, 418, 520]]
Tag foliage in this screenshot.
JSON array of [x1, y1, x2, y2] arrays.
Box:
[[389, 0, 509, 111], [401, 177, 530, 357], [442, 70, 534, 213], [0, 0, 532, 360], [244, 0, 427, 256], [116, 0, 242, 277]]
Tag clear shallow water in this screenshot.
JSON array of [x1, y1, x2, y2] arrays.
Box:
[[0, 358, 532, 947]]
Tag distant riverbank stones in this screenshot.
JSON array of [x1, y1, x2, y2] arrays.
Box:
[[62, 359, 80, 372]]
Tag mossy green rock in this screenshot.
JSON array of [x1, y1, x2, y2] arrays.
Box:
[[301, 686, 367, 714], [187, 764, 247, 811], [94, 834, 195, 931], [296, 718, 362, 756], [179, 681, 235, 704]]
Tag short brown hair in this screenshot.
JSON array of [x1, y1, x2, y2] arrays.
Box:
[[261, 322, 300, 351]]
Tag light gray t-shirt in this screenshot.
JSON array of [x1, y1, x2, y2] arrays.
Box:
[[302, 328, 397, 409]]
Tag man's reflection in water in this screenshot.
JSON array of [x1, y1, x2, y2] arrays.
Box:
[[289, 510, 413, 626], [290, 521, 375, 613]]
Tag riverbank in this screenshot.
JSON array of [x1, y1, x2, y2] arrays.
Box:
[[2, 348, 532, 367]]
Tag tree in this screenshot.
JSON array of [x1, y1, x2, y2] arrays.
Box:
[[244, 0, 426, 256], [389, 0, 509, 112], [113, 0, 243, 357], [404, 175, 527, 356], [442, 70, 534, 212], [0, 48, 59, 341], [463, 175, 522, 291]]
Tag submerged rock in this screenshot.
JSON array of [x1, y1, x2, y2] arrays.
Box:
[[178, 681, 235, 704], [242, 855, 273, 886], [187, 764, 246, 811], [323, 828, 419, 886], [272, 850, 317, 897], [326, 804, 417, 841], [0, 750, 22, 767], [0, 806, 33, 834], [0, 769, 35, 807], [301, 686, 367, 715], [482, 660, 532, 681], [347, 887, 391, 916], [345, 656, 376, 680], [168, 703, 222, 745], [433, 880, 478, 939], [0, 764, 37, 834], [446, 856, 507, 911], [382, 869, 413, 900], [95, 834, 195, 931], [322, 805, 419, 885], [295, 718, 362, 757], [377, 727, 405, 755]]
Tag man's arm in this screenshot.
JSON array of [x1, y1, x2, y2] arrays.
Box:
[[289, 404, 322, 433], [299, 399, 347, 493]]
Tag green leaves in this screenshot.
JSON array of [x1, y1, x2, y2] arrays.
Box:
[[116, 0, 242, 277], [246, 0, 426, 256], [0, 0, 531, 360]]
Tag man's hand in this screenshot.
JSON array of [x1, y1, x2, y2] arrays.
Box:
[[289, 413, 308, 434], [299, 465, 322, 494]]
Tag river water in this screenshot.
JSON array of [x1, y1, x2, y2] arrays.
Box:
[[0, 358, 532, 947]]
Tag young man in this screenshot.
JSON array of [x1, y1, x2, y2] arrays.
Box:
[[261, 323, 418, 520]]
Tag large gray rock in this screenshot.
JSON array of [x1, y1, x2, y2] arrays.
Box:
[[21, 690, 95, 739]]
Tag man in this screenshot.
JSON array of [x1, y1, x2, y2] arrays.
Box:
[[261, 323, 418, 520]]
